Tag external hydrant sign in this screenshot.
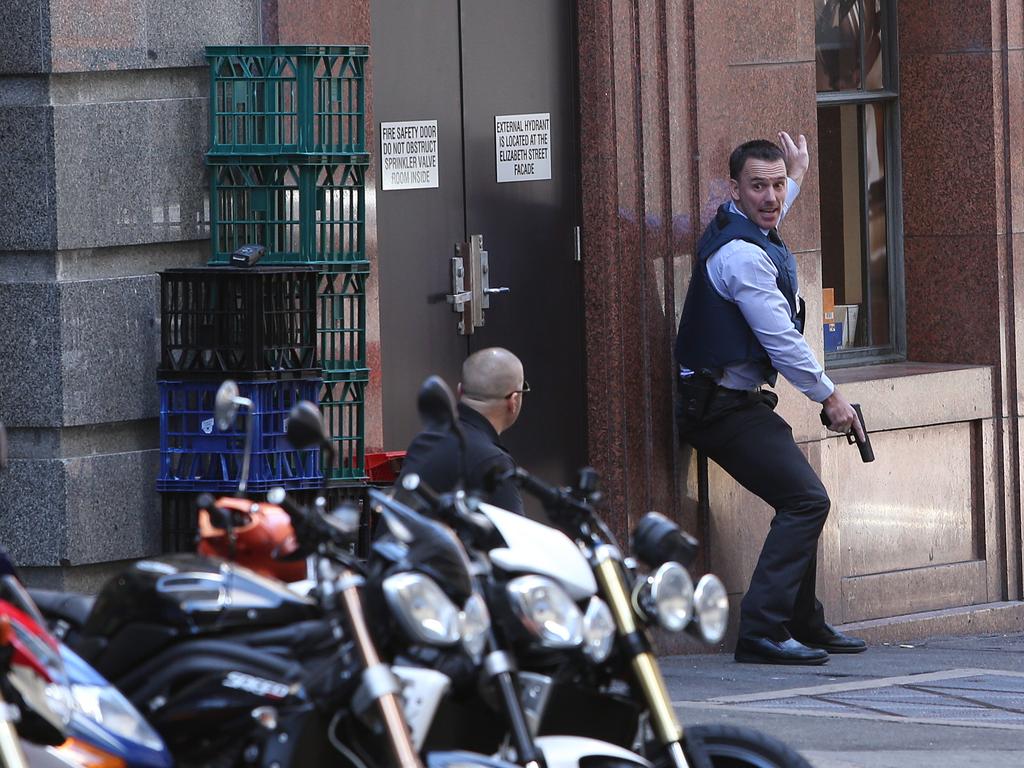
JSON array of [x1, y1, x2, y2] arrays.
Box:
[[495, 113, 551, 183], [380, 120, 439, 190]]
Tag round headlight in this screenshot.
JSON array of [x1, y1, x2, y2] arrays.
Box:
[[650, 562, 694, 632], [693, 573, 729, 644], [506, 575, 583, 649], [459, 592, 490, 661], [383, 572, 461, 646], [581, 597, 615, 663]]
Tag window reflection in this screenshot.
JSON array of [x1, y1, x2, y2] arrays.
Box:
[[818, 102, 890, 350], [865, 103, 889, 345], [815, 0, 885, 92]]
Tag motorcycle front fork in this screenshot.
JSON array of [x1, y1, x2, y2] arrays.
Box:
[[334, 568, 425, 768], [592, 551, 692, 768]]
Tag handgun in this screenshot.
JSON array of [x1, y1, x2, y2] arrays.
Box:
[[820, 403, 875, 463]]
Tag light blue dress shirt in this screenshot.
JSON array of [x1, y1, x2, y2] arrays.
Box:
[[701, 178, 835, 403]]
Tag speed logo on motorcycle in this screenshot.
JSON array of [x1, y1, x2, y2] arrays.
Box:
[[222, 671, 291, 700]]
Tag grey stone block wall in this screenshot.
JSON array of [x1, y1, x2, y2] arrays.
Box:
[[0, 87, 56, 251], [0, 1, 50, 74], [0, 449, 159, 566], [0, 0, 260, 583], [0, 281, 63, 426], [60, 276, 162, 426]]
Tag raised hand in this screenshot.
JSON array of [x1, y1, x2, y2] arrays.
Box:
[[778, 131, 809, 186]]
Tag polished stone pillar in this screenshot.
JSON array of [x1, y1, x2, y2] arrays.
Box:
[[0, 2, 257, 588]]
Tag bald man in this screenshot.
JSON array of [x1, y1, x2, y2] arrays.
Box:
[[398, 348, 527, 514]]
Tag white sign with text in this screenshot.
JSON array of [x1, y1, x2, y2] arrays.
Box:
[[495, 113, 551, 183], [380, 120, 439, 190]]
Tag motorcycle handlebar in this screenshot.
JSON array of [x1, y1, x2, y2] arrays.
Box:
[[501, 467, 591, 517], [400, 473, 442, 508], [267, 487, 357, 550], [400, 473, 498, 547]]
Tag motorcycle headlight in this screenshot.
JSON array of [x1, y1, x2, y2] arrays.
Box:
[[581, 597, 615, 663], [71, 683, 166, 752], [459, 592, 490, 661], [506, 575, 583, 649], [692, 574, 729, 644], [383, 572, 461, 647], [649, 562, 694, 632]]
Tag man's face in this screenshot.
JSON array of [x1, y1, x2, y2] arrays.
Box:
[[730, 158, 788, 230]]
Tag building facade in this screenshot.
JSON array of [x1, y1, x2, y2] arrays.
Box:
[[0, 0, 1021, 641]]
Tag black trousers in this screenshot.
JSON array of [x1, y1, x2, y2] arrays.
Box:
[[676, 384, 830, 642]]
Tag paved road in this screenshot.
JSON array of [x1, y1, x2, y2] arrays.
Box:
[[661, 633, 1024, 767]]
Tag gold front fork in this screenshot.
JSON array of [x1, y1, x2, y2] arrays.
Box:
[[593, 553, 691, 768], [337, 569, 424, 768]]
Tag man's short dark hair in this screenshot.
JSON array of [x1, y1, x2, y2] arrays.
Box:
[[729, 140, 785, 180]]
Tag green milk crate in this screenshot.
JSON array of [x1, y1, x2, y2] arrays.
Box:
[[208, 160, 365, 266], [318, 265, 369, 380], [320, 377, 367, 481], [206, 45, 368, 161]]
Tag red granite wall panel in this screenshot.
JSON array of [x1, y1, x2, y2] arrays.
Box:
[[899, 3, 1002, 366]]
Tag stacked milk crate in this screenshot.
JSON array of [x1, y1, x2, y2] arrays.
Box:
[[157, 45, 370, 551]]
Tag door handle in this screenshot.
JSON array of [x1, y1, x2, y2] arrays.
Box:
[[450, 234, 509, 335]]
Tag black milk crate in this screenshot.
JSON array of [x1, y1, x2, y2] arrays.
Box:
[[159, 267, 319, 379], [320, 378, 366, 482], [158, 378, 323, 493], [319, 265, 369, 377], [208, 160, 365, 266], [160, 491, 201, 553], [206, 45, 368, 160]]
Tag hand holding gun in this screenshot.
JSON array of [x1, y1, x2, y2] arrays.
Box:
[[820, 403, 875, 463]]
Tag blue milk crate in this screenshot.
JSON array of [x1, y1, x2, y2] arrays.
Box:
[[158, 379, 323, 492]]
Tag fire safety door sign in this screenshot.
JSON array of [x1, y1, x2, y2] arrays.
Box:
[[380, 120, 439, 190], [495, 113, 552, 183]]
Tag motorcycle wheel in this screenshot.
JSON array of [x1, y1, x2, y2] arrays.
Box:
[[684, 724, 813, 768]]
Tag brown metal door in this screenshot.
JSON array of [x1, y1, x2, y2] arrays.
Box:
[[373, 0, 585, 484]]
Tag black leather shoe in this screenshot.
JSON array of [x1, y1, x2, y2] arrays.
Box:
[[734, 636, 829, 665], [792, 625, 867, 654]]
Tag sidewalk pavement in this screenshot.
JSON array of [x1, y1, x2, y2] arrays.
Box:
[[660, 632, 1024, 767]]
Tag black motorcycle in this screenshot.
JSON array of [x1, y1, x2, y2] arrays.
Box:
[[28, 383, 485, 768]]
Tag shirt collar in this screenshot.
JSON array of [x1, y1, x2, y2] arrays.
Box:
[[457, 401, 501, 443], [727, 200, 771, 236]]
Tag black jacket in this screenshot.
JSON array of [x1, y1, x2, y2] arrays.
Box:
[[398, 403, 524, 514]]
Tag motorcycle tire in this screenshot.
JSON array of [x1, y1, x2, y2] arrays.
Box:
[[684, 724, 813, 768]]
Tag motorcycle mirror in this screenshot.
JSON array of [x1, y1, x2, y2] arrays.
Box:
[[286, 400, 330, 450], [417, 375, 458, 432], [214, 380, 242, 431], [0, 423, 7, 471]]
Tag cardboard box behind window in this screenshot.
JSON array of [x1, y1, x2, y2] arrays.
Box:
[[822, 288, 835, 323]]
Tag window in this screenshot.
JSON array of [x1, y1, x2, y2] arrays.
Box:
[[814, 0, 904, 361]]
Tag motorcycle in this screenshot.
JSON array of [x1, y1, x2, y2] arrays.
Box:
[[0, 422, 172, 768], [28, 386, 512, 768], [200, 383, 654, 768], [391, 379, 812, 768]]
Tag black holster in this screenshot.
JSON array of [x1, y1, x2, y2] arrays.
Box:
[[677, 375, 778, 427]]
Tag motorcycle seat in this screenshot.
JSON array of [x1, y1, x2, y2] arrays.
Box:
[[29, 588, 96, 628]]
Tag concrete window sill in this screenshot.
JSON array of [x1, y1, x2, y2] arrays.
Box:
[[826, 362, 993, 432]]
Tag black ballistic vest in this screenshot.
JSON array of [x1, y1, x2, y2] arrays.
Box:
[[674, 204, 804, 385]]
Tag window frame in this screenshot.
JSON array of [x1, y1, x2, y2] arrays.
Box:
[[816, 0, 906, 366]]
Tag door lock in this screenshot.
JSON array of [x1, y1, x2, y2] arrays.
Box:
[[448, 234, 509, 335]]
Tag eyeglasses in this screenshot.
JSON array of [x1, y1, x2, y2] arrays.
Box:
[[504, 380, 531, 399]]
